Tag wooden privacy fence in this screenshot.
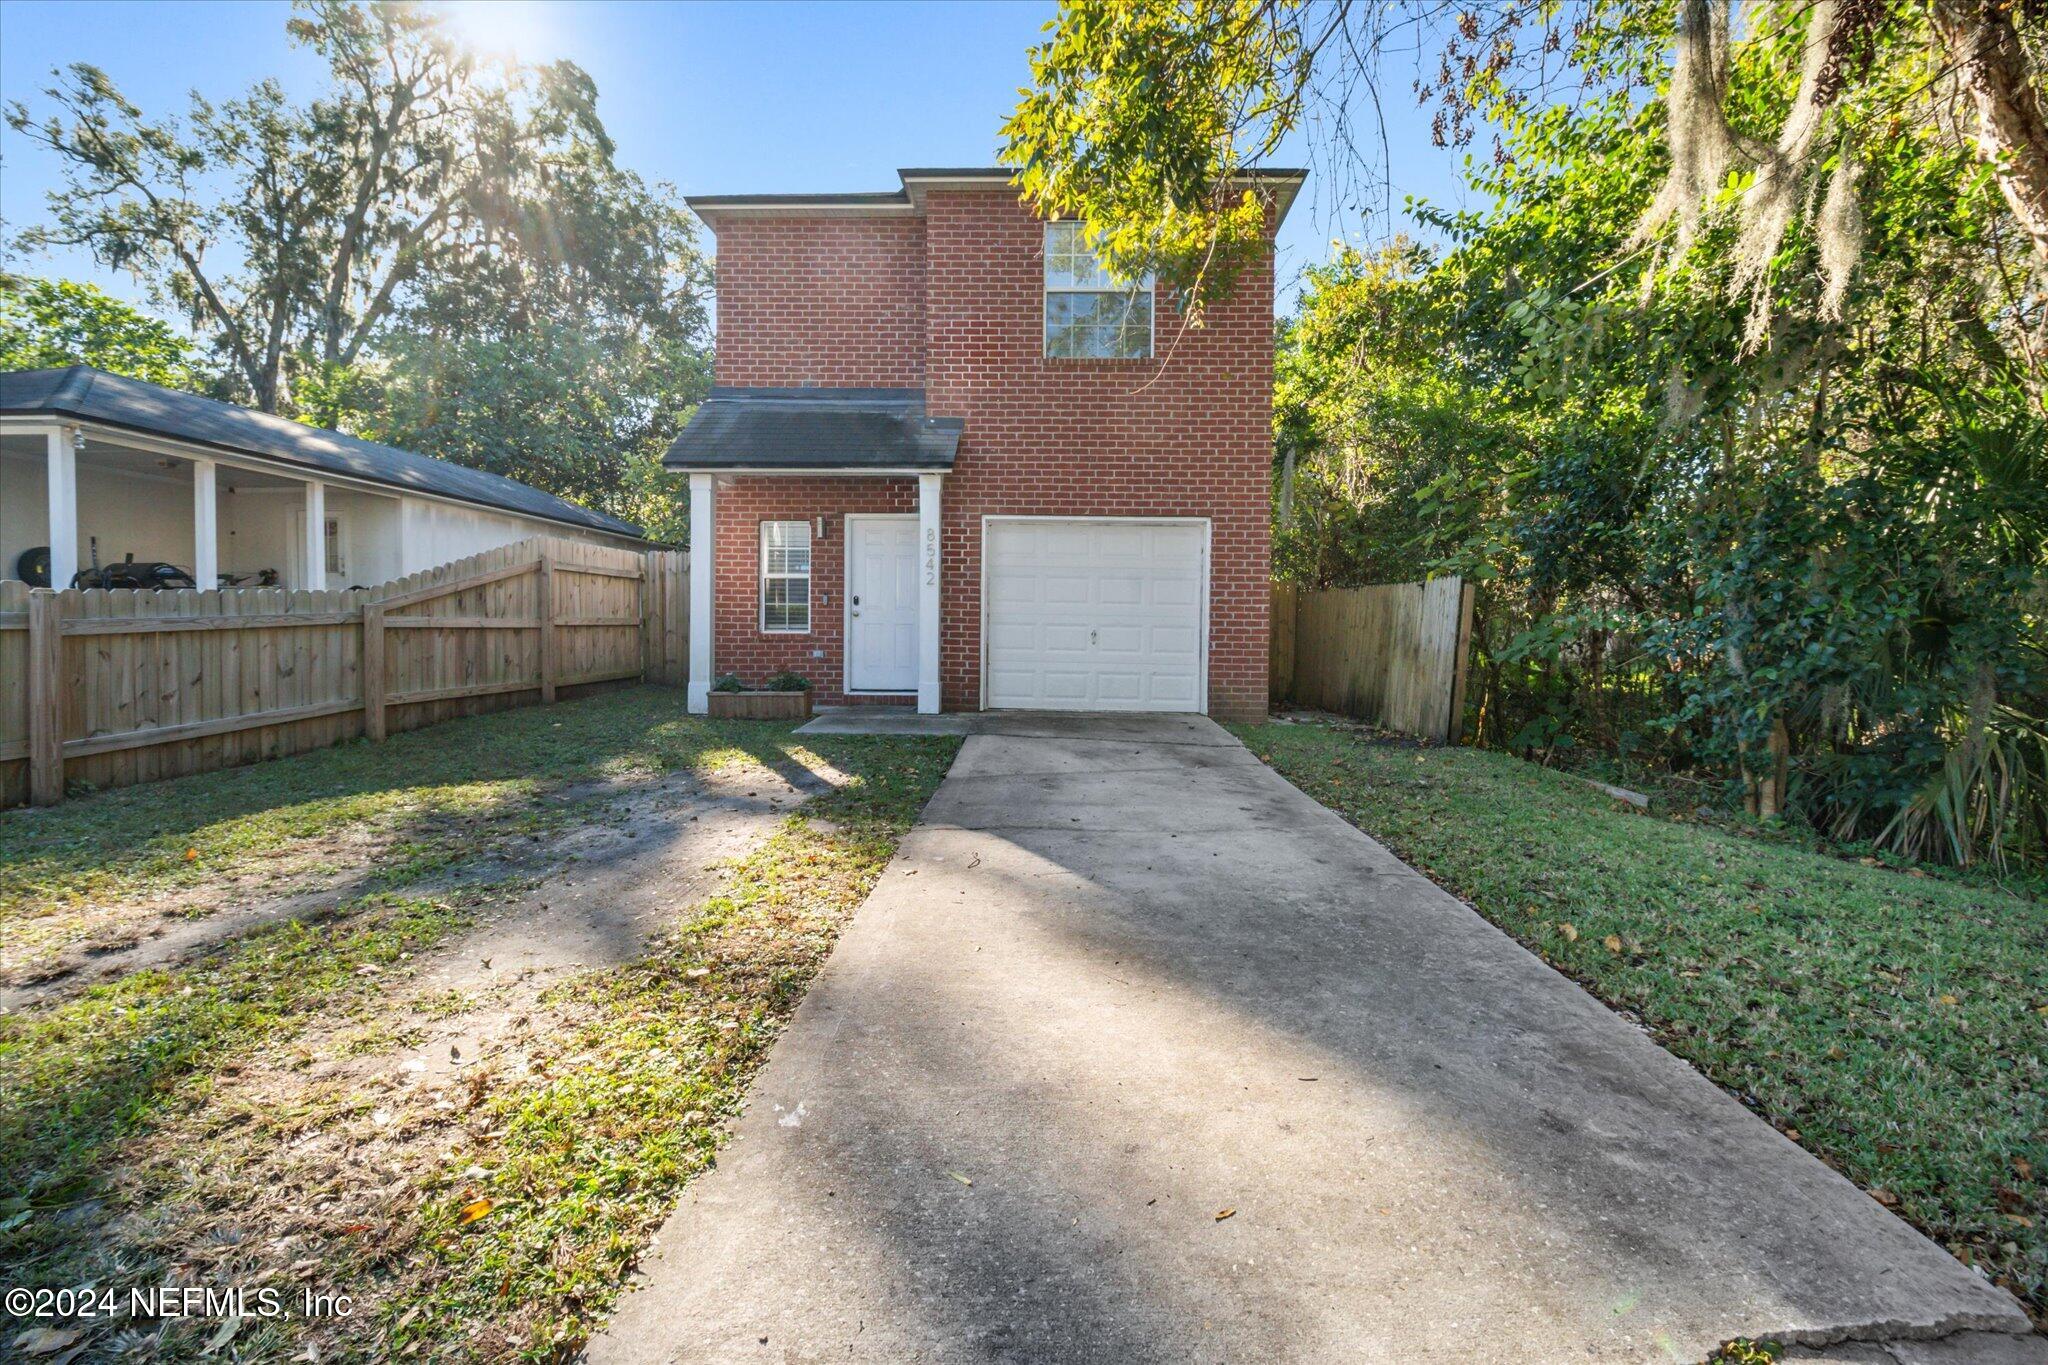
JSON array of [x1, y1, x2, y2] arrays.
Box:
[[1270, 576, 1476, 743], [1, 535, 689, 808]]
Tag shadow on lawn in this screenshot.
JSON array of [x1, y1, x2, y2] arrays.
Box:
[[0, 688, 950, 1295], [0, 687, 836, 919]]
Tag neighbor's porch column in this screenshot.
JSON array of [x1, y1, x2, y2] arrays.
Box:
[[687, 472, 716, 713], [45, 425, 77, 588], [191, 458, 217, 589], [302, 479, 326, 590], [917, 472, 942, 715]]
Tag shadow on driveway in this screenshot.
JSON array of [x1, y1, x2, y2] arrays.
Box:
[[591, 714, 2038, 1364]]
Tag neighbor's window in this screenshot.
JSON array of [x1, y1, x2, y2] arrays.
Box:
[[1044, 221, 1153, 360], [324, 517, 345, 575], [760, 520, 811, 633]]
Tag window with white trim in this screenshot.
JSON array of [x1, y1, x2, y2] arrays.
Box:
[[1044, 221, 1154, 360], [760, 520, 811, 633]]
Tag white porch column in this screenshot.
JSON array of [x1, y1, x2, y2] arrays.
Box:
[[302, 479, 326, 590], [191, 458, 218, 589], [917, 472, 943, 714], [45, 425, 77, 588], [687, 472, 716, 713]]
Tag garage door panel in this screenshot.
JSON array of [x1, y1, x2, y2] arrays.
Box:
[[984, 519, 1205, 713], [990, 577, 1040, 605], [1044, 576, 1094, 605], [1042, 671, 1092, 702], [1041, 624, 1092, 653], [1095, 625, 1146, 653], [1099, 575, 1144, 605], [1096, 672, 1143, 702]]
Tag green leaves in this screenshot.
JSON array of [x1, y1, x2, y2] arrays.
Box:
[[1001, 0, 1301, 314], [0, 276, 198, 389]]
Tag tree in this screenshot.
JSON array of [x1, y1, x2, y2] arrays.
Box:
[[6, 0, 712, 536], [0, 274, 198, 388], [6, 0, 707, 420], [1004, 1, 2048, 382], [343, 324, 704, 545]]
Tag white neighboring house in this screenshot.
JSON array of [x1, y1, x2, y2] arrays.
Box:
[[0, 366, 646, 591]]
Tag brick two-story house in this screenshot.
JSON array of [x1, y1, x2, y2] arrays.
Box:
[[666, 166, 1303, 722]]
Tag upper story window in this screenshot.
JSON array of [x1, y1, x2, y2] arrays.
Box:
[[1044, 221, 1154, 360], [761, 520, 812, 633]]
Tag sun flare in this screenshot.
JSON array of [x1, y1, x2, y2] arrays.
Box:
[[439, 0, 562, 64]]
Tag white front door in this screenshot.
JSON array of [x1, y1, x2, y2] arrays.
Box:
[[983, 518, 1207, 712], [847, 516, 919, 692]]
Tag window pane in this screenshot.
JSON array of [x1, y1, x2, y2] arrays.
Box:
[[763, 576, 809, 632], [1046, 289, 1152, 359], [1045, 221, 1117, 290], [761, 521, 811, 631]]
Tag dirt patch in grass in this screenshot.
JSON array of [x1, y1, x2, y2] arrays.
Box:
[[0, 689, 958, 1362], [0, 689, 847, 990], [1239, 718, 2048, 1326]]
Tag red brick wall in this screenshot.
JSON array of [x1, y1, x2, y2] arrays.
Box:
[[711, 477, 917, 705], [922, 187, 1273, 722], [709, 216, 926, 388], [702, 188, 1274, 722]]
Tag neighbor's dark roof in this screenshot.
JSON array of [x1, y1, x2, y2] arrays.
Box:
[[663, 388, 961, 471], [0, 366, 641, 538]]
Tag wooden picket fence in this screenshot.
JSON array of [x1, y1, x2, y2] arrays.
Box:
[[1271, 577, 1476, 743], [0, 536, 688, 809]]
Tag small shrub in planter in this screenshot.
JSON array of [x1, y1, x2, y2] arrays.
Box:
[[706, 672, 813, 720]]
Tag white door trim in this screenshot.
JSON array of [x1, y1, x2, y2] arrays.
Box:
[[844, 513, 920, 695], [977, 515, 1212, 714]]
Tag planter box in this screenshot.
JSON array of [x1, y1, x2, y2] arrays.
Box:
[[707, 689, 813, 721]]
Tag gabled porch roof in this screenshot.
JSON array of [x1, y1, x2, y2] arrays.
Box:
[[663, 387, 961, 474]]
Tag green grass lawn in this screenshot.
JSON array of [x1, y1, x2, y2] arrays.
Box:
[[0, 688, 960, 1362], [1236, 719, 2048, 1326]]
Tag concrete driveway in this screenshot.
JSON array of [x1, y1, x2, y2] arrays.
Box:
[[591, 715, 2039, 1364]]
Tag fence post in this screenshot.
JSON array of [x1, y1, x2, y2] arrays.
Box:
[[362, 603, 387, 741], [640, 551, 657, 682], [27, 590, 64, 805], [1270, 582, 1298, 706], [1446, 578, 1477, 745], [537, 554, 558, 703]]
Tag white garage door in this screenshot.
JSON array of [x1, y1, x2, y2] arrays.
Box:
[[983, 518, 1206, 712]]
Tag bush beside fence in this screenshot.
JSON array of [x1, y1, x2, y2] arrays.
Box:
[[0, 536, 688, 809]]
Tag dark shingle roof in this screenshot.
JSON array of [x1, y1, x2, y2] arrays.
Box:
[[687, 166, 1309, 225], [663, 388, 960, 472], [0, 366, 642, 538]]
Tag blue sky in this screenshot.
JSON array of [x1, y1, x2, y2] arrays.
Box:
[[0, 0, 1477, 322]]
